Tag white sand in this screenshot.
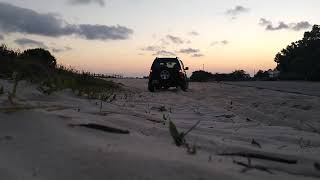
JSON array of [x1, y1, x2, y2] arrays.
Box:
[[0, 79, 319, 180]]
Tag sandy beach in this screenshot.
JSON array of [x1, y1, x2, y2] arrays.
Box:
[[0, 79, 320, 180]]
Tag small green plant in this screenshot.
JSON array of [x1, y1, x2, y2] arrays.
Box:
[[169, 120, 186, 146], [11, 71, 20, 97], [38, 78, 58, 95], [159, 106, 167, 112], [169, 119, 200, 155], [99, 94, 108, 113], [169, 119, 201, 146], [145, 104, 151, 114], [186, 144, 197, 155], [98, 92, 116, 113]]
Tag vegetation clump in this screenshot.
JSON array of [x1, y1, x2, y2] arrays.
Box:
[[169, 119, 200, 155], [0, 44, 120, 97], [190, 70, 251, 82], [274, 24, 320, 80]]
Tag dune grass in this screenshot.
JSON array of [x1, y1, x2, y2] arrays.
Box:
[[0, 44, 121, 99]]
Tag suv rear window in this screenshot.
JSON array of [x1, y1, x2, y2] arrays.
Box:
[[152, 59, 181, 69]]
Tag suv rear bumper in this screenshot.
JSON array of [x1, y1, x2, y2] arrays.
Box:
[[149, 78, 186, 87]]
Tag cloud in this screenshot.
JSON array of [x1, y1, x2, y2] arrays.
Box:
[[77, 24, 133, 40], [159, 38, 170, 46], [166, 35, 184, 44], [192, 53, 204, 57], [291, 21, 312, 31], [221, 40, 229, 45], [188, 31, 199, 36], [14, 37, 72, 53], [225, 5, 249, 19], [68, 0, 105, 6], [259, 18, 312, 31], [152, 50, 176, 57], [14, 38, 48, 48], [178, 48, 200, 54], [141, 45, 162, 52], [52, 46, 72, 53], [178, 48, 204, 57], [259, 18, 272, 26], [266, 22, 289, 31], [211, 40, 230, 46], [210, 41, 219, 46], [0, 2, 133, 40], [0, 34, 3, 40]]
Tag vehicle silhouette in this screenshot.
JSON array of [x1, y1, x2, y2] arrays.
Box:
[[148, 57, 189, 92]]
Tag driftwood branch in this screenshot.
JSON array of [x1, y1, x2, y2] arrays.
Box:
[[69, 123, 130, 134], [183, 120, 201, 137], [233, 160, 273, 174], [219, 152, 297, 164]]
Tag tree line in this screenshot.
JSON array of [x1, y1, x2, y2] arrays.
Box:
[[274, 24, 320, 80], [190, 70, 251, 82], [190, 24, 320, 82]]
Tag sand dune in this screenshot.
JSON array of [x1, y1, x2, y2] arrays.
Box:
[[0, 79, 319, 180]]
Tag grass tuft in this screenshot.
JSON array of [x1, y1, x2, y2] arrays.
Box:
[[169, 120, 186, 146], [169, 119, 200, 155]]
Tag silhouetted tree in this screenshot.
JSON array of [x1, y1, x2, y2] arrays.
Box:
[[18, 48, 57, 78], [0, 44, 20, 76], [275, 24, 320, 80], [190, 70, 251, 82], [19, 48, 56, 69], [254, 70, 269, 80], [0, 46, 57, 79], [230, 70, 250, 80], [190, 70, 213, 82]]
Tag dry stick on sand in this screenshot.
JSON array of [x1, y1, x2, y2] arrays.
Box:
[[183, 120, 201, 137], [304, 122, 320, 134], [69, 123, 130, 134], [315, 162, 320, 171], [219, 152, 298, 164], [251, 139, 262, 148], [0, 105, 59, 113], [146, 118, 164, 124], [233, 159, 273, 174]]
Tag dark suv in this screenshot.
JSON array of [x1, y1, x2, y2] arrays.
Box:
[[148, 57, 189, 92]]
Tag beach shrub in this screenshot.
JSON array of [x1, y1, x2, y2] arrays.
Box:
[[0, 44, 120, 97], [254, 70, 270, 80], [190, 70, 213, 82]]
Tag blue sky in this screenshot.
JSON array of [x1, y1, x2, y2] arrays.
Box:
[[0, 0, 319, 76]]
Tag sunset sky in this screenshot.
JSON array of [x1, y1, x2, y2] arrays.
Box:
[[0, 0, 319, 76]]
